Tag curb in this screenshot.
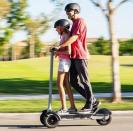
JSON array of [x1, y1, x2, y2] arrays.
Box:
[[0, 92, 133, 100], [0, 111, 133, 115], [112, 111, 133, 116]]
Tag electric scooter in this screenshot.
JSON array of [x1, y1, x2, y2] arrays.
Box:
[[40, 48, 112, 128]]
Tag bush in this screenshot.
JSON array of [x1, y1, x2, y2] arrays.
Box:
[[119, 39, 133, 55], [88, 37, 133, 55], [88, 37, 111, 55]]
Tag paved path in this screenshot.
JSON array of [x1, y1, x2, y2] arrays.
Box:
[[0, 112, 133, 131], [0, 92, 133, 100]]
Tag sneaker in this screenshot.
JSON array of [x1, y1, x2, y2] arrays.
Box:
[[57, 109, 68, 114], [79, 108, 92, 114], [68, 108, 77, 113], [93, 100, 101, 109], [79, 101, 93, 113]]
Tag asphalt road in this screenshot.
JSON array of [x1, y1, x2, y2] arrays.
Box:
[[0, 112, 133, 131]]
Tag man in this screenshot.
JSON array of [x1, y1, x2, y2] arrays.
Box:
[[58, 3, 100, 112]]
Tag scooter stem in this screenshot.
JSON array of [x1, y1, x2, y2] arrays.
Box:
[[48, 50, 54, 111]]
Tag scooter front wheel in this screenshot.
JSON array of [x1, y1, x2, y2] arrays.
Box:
[[44, 112, 60, 128], [40, 110, 48, 126]]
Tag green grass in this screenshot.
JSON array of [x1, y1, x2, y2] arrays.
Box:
[[0, 55, 132, 112], [0, 98, 133, 112], [0, 55, 133, 94]]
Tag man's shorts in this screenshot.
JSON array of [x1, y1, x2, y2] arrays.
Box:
[[58, 59, 71, 72]]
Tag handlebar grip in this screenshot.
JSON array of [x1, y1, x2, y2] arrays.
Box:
[[50, 47, 58, 52]]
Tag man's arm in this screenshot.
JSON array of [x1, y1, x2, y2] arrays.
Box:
[[59, 35, 78, 48]]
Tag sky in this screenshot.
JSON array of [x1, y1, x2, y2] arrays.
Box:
[[11, 0, 133, 43]]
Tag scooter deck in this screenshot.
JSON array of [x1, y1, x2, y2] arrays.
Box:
[[59, 112, 92, 119], [58, 112, 109, 120], [57, 107, 97, 119]]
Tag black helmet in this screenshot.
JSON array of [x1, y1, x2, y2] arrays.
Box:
[[54, 19, 70, 29], [65, 3, 80, 13]]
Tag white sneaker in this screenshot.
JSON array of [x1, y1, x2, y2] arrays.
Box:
[[57, 109, 68, 114]]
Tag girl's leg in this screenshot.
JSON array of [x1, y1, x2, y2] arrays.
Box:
[[64, 72, 75, 109], [57, 71, 67, 110]]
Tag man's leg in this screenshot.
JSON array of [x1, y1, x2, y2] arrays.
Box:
[[75, 59, 93, 102], [70, 59, 99, 111], [70, 59, 87, 98]]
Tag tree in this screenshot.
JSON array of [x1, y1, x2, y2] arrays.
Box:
[[90, 0, 131, 102], [0, 28, 12, 59], [5, 0, 28, 60], [0, 0, 10, 19], [7, 0, 28, 29], [25, 16, 50, 58], [0, 0, 11, 57]]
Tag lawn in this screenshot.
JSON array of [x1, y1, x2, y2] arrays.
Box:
[[0, 98, 133, 113], [0, 55, 133, 94], [0, 55, 133, 112]]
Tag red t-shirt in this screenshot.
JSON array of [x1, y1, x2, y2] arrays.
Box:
[[70, 18, 89, 59]]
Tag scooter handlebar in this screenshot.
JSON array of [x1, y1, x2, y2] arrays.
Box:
[[50, 47, 58, 52]]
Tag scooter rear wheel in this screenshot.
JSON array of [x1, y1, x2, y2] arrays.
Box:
[[96, 108, 112, 125]]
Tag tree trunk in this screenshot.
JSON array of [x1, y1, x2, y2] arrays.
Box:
[[11, 44, 17, 60], [29, 37, 35, 58], [107, 13, 122, 102]]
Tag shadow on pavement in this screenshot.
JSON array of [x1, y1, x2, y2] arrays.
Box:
[[0, 124, 100, 129], [0, 125, 45, 129]]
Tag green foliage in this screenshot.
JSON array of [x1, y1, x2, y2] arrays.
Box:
[[0, 28, 13, 46], [0, 28, 13, 56], [0, 0, 29, 59], [6, 0, 28, 30], [119, 39, 133, 55], [88, 37, 133, 55], [0, 0, 28, 56], [25, 15, 50, 36], [0, 47, 4, 56], [88, 37, 111, 55]]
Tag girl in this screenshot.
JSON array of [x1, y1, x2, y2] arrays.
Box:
[[54, 19, 77, 114]]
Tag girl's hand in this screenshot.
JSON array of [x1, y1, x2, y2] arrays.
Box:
[[55, 45, 60, 50], [55, 51, 60, 58]]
